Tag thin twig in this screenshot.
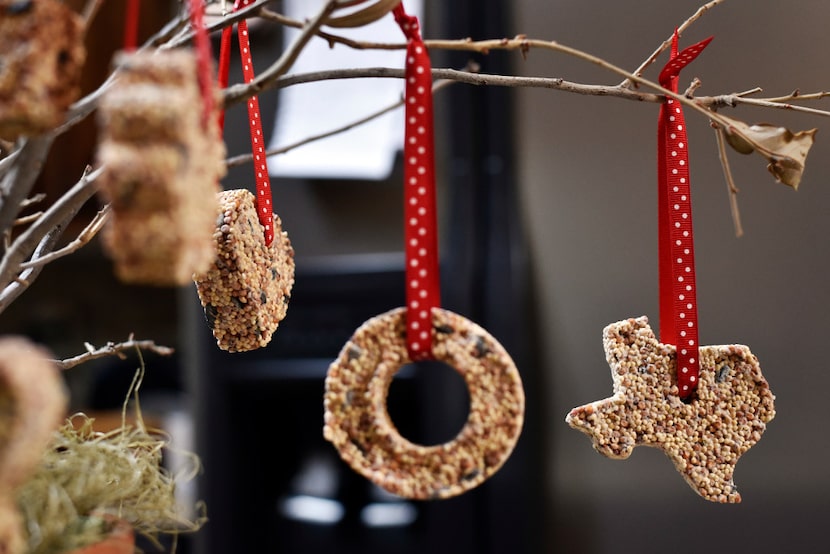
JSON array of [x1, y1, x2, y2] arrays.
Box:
[[146, 7, 190, 48], [734, 87, 764, 97], [0, 221, 65, 310], [226, 73, 462, 168], [55, 335, 175, 370], [684, 77, 702, 98], [714, 126, 744, 237], [722, 96, 830, 117], [622, 0, 726, 88], [225, 66, 664, 105], [13, 212, 44, 227], [764, 90, 830, 103], [19, 193, 47, 210], [0, 166, 102, 299], [19, 205, 111, 270], [82, 0, 106, 26], [230, 1, 339, 100], [163, 0, 272, 49], [0, 136, 55, 248], [0, 147, 20, 182]]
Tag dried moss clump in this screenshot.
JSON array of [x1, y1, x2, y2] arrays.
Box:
[[16, 414, 204, 554]]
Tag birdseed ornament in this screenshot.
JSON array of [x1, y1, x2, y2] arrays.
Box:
[[0, 337, 67, 553], [193, 0, 295, 352], [193, 189, 294, 352], [0, 0, 86, 139], [323, 4, 525, 500], [96, 48, 225, 286], [565, 34, 775, 503], [97, 1, 226, 286]]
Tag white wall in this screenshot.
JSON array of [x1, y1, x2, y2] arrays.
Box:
[[514, 1, 830, 551]]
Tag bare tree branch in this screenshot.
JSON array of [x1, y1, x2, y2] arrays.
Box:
[[82, 0, 106, 25], [0, 219, 65, 310], [227, 0, 339, 100], [622, 0, 726, 88], [55, 335, 175, 370], [19, 204, 111, 271], [0, 136, 55, 249], [226, 71, 462, 168], [0, 0, 824, 322], [714, 126, 744, 237], [0, 165, 103, 307], [164, 0, 273, 49]]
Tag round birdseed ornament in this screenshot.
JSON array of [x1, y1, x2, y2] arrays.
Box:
[[193, 188, 294, 352], [324, 307, 525, 500], [0, 0, 86, 139], [566, 317, 775, 503]]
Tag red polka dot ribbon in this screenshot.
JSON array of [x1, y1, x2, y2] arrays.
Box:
[[217, 0, 275, 245], [657, 32, 712, 399], [394, 4, 441, 361]]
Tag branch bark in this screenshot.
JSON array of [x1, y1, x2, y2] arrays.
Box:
[[55, 335, 175, 370], [0, 166, 103, 312], [0, 137, 55, 252]]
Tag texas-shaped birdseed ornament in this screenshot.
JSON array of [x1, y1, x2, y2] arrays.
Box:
[[566, 316, 775, 503]]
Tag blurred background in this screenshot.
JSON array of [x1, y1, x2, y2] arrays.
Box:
[[2, 0, 829, 552]]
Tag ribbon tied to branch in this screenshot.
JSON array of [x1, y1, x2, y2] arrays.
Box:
[[393, 4, 441, 361], [657, 32, 712, 399]]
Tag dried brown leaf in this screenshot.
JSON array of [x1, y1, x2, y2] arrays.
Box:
[[326, 0, 401, 28], [720, 115, 817, 190]]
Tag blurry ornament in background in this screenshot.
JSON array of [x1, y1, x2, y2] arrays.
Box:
[[0, 0, 86, 140], [0, 337, 67, 554], [95, 50, 225, 286]]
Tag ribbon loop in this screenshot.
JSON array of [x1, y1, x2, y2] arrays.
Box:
[[217, 0, 275, 245], [657, 32, 711, 399], [395, 3, 441, 361]]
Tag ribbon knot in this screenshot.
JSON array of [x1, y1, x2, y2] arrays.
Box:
[[393, 5, 421, 41]]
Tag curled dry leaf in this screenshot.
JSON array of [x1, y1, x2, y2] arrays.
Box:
[[719, 114, 817, 190], [326, 0, 401, 28]]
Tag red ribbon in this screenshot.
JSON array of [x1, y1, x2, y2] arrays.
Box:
[[188, 0, 216, 129], [657, 32, 712, 399], [217, 0, 275, 246], [123, 0, 140, 51], [394, 5, 441, 361]]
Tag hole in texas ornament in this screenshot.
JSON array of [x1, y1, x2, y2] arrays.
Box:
[[565, 316, 775, 503]]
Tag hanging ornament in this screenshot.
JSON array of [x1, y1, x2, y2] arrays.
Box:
[[0, 0, 86, 139], [323, 3, 525, 500], [0, 337, 67, 553], [96, 43, 225, 285], [565, 34, 775, 503], [193, 0, 295, 352]]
